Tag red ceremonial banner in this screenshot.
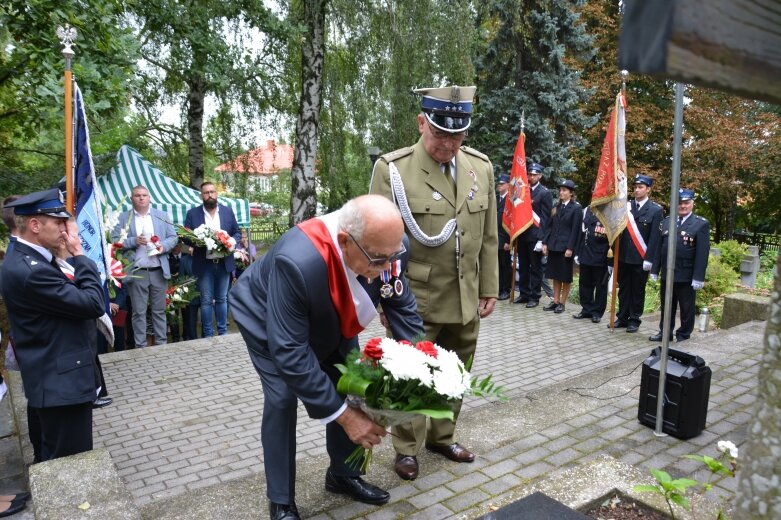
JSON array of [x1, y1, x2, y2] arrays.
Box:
[[502, 132, 535, 242]]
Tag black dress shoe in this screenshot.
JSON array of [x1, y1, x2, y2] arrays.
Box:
[[394, 454, 419, 480], [0, 500, 26, 518], [425, 443, 475, 462], [93, 397, 113, 409], [591, 316, 601, 323], [498, 291, 510, 301], [553, 303, 565, 313], [542, 301, 558, 311], [325, 469, 389, 505], [513, 296, 529, 304], [626, 323, 640, 333], [649, 332, 674, 342], [269, 502, 300, 520], [607, 320, 627, 329], [676, 335, 689, 342], [525, 300, 539, 308], [572, 312, 586, 319]]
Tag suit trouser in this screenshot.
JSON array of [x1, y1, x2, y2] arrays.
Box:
[[249, 347, 359, 504], [128, 268, 168, 347], [659, 280, 696, 339], [517, 240, 543, 301], [616, 262, 648, 326], [30, 402, 93, 461], [498, 248, 512, 294], [578, 264, 608, 318], [392, 315, 480, 455]]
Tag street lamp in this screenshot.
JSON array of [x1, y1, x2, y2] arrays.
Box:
[[368, 146, 381, 165]]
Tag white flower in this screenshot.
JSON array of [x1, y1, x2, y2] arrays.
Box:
[[378, 339, 434, 387], [182, 286, 189, 293], [717, 440, 738, 458], [204, 237, 217, 251], [118, 230, 128, 243], [172, 294, 182, 301]]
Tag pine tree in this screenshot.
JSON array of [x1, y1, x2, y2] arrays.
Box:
[[470, 0, 596, 182]]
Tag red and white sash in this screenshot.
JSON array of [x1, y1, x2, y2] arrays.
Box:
[[297, 211, 378, 338], [625, 202, 647, 257]]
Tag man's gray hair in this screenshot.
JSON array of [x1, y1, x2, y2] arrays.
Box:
[[338, 199, 366, 240]]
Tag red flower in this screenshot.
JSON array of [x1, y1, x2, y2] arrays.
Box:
[[415, 341, 438, 358], [362, 337, 384, 360], [112, 242, 124, 249], [398, 340, 413, 347], [151, 235, 160, 244]]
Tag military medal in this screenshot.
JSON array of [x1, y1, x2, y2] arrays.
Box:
[[379, 269, 393, 298], [432, 191, 442, 201], [394, 278, 403, 296]]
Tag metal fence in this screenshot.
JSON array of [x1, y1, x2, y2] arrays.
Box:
[[249, 220, 286, 245], [730, 232, 780, 254]]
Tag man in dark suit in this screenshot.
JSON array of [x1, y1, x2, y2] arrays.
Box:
[[496, 173, 512, 300], [230, 195, 422, 520], [614, 174, 664, 332], [514, 162, 553, 307], [650, 188, 710, 342], [0, 189, 105, 461], [183, 182, 242, 337], [574, 206, 610, 322]]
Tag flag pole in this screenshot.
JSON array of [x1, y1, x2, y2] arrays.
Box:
[[58, 25, 77, 213], [509, 111, 526, 303]]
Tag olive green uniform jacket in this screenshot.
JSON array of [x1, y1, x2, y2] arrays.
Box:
[[369, 138, 499, 326]]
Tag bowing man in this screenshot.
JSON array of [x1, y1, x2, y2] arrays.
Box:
[[230, 195, 422, 520]]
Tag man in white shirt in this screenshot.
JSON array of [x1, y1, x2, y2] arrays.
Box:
[[113, 185, 178, 348]]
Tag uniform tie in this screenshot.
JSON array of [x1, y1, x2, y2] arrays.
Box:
[[443, 161, 455, 192], [676, 216, 683, 227]]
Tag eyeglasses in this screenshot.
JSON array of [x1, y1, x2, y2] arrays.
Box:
[[347, 232, 406, 267]]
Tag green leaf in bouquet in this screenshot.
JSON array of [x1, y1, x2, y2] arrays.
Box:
[[411, 408, 454, 421], [336, 372, 373, 398]]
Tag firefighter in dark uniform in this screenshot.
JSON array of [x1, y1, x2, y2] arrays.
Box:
[[514, 162, 553, 307], [496, 173, 512, 300], [0, 189, 105, 461], [649, 188, 710, 342], [614, 174, 664, 332], [574, 206, 610, 323]]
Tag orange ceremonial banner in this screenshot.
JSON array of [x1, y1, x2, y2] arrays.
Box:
[[503, 132, 534, 242]]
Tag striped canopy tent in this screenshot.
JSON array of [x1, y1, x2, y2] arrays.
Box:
[[98, 145, 251, 227]]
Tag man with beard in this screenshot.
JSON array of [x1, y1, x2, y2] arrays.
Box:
[[184, 182, 242, 337]]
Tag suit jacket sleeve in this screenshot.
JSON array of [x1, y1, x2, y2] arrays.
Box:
[[567, 203, 583, 251], [28, 256, 105, 319], [265, 254, 344, 419], [157, 210, 179, 252], [645, 205, 664, 262], [182, 209, 196, 247], [227, 209, 241, 244], [693, 219, 710, 281]]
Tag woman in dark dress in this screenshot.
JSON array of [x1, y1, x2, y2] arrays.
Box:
[[542, 180, 582, 313]]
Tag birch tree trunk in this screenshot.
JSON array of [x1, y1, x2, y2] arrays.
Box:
[[734, 250, 781, 519], [289, 0, 326, 226], [187, 70, 207, 190]]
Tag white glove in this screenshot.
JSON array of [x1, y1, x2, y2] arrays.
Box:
[[650, 274, 658, 282], [534, 241, 543, 252], [574, 256, 580, 265], [607, 266, 613, 275], [642, 261, 652, 271], [692, 280, 704, 290]]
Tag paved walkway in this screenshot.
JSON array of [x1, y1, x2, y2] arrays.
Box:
[[2, 298, 764, 519]]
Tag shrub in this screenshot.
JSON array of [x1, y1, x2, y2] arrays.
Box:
[[712, 240, 747, 273], [696, 255, 740, 327], [759, 250, 777, 271]]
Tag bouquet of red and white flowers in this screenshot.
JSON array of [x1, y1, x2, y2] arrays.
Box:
[[176, 224, 236, 256], [165, 278, 199, 324], [336, 337, 505, 470]]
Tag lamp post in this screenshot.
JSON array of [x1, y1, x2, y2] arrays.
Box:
[[368, 146, 380, 165]]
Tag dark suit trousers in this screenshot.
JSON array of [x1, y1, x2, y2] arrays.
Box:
[[517, 241, 543, 301], [578, 264, 608, 318], [498, 248, 512, 294], [617, 262, 649, 325], [250, 347, 358, 504], [659, 280, 696, 339], [31, 402, 93, 461]]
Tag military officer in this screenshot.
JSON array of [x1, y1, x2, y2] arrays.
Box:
[[574, 206, 610, 322], [0, 189, 105, 461], [496, 173, 512, 300], [514, 162, 553, 307], [613, 174, 664, 332], [369, 85, 498, 481], [649, 188, 710, 342]]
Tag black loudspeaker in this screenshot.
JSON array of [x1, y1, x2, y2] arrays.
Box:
[[638, 347, 711, 439]]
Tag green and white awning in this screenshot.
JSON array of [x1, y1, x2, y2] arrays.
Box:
[[98, 145, 250, 227]]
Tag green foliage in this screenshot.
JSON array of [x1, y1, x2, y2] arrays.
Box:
[[696, 255, 739, 312], [633, 467, 698, 519], [644, 277, 662, 314], [712, 240, 747, 273]]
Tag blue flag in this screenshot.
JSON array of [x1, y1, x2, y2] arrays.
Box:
[[74, 83, 110, 310]]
